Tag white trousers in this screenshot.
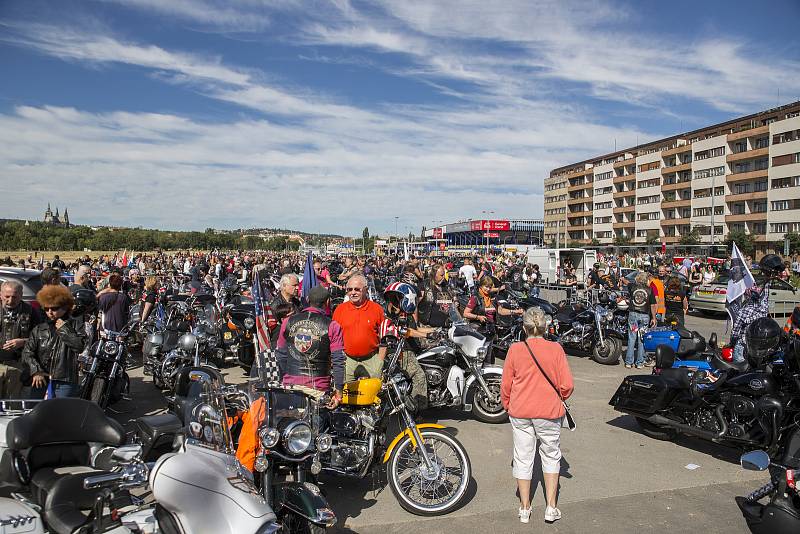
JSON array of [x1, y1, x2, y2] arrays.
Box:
[[510, 416, 562, 478]]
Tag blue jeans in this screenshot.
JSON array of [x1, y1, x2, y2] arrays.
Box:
[[30, 380, 80, 399], [625, 312, 650, 366]]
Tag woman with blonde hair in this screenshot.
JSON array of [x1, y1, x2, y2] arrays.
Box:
[[501, 307, 574, 524], [140, 275, 159, 325]]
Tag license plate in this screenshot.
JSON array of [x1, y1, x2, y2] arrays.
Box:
[[223, 332, 233, 340], [697, 289, 713, 296]]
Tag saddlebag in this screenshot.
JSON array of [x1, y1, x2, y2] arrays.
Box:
[[643, 328, 680, 353], [609, 374, 681, 415]]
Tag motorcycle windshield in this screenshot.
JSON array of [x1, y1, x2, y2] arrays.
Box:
[[184, 369, 235, 454]]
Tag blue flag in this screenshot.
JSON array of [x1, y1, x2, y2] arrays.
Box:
[[301, 251, 318, 305], [44, 380, 55, 400]]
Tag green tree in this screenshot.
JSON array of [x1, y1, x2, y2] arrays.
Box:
[[679, 228, 701, 245], [645, 233, 660, 245], [362, 227, 370, 240], [725, 229, 755, 257], [784, 232, 800, 255], [613, 235, 631, 246]]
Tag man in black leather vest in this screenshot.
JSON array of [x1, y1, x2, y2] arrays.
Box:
[[0, 281, 42, 397], [275, 286, 345, 406]]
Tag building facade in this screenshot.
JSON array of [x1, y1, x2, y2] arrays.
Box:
[[43, 204, 70, 227], [544, 101, 800, 253], [423, 218, 544, 250]]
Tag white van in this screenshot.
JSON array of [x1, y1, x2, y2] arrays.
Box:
[[526, 248, 598, 286]]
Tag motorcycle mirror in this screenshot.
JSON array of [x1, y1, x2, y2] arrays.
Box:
[[740, 450, 770, 471], [709, 333, 717, 348]]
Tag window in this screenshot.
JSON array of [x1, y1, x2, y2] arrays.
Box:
[[753, 200, 767, 213], [694, 166, 725, 179], [637, 161, 661, 172], [694, 146, 725, 160], [732, 141, 748, 154], [714, 186, 725, 196], [638, 178, 661, 189], [594, 171, 613, 181], [693, 188, 711, 199], [755, 137, 769, 149], [637, 195, 660, 205], [754, 180, 768, 192], [594, 201, 613, 210], [594, 186, 613, 195], [773, 153, 800, 167], [679, 208, 691, 218], [770, 223, 800, 233], [773, 130, 800, 144], [734, 183, 751, 195], [636, 212, 660, 221], [714, 206, 724, 215], [594, 216, 612, 224], [694, 207, 711, 217], [752, 222, 766, 234], [771, 200, 800, 211], [772, 175, 800, 189], [594, 231, 613, 239]]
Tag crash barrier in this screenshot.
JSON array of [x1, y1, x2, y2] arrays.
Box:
[[535, 284, 603, 306]]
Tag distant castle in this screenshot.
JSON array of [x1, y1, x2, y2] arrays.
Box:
[[43, 203, 70, 227]]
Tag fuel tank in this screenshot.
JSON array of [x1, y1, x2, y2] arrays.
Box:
[[726, 372, 777, 396], [417, 346, 456, 368]]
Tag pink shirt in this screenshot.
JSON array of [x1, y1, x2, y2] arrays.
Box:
[[501, 338, 574, 419]]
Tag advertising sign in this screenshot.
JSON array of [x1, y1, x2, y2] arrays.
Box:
[[483, 232, 500, 238], [470, 220, 510, 231], [433, 227, 443, 239]]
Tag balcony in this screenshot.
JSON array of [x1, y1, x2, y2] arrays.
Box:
[[613, 174, 631, 185], [662, 144, 692, 157], [612, 221, 635, 229], [568, 210, 592, 218], [569, 223, 593, 231], [661, 217, 690, 226], [613, 157, 635, 169], [727, 147, 769, 163], [661, 198, 691, 209], [663, 236, 681, 244], [567, 196, 589, 206], [618, 189, 636, 198], [569, 181, 593, 192], [661, 181, 691, 192], [662, 162, 691, 174], [727, 125, 770, 142], [725, 212, 767, 223], [613, 203, 636, 213], [726, 190, 768, 203], [727, 169, 768, 183]]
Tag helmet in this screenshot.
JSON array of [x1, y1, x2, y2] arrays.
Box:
[[383, 282, 418, 314], [178, 333, 198, 352], [71, 288, 97, 316], [745, 317, 782, 365], [759, 254, 784, 275], [597, 292, 610, 305]]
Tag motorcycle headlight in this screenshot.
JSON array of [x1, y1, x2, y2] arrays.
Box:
[[283, 422, 313, 455], [243, 317, 255, 330], [316, 433, 333, 453], [259, 427, 280, 449], [102, 341, 119, 355], [476, 345, 488, 360]]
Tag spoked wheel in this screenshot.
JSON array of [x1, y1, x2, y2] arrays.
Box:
[[279, 511, 327, 534], [388, 429, 471, 516], [471, 378, 508, 424], [592, 337, 621, 365]]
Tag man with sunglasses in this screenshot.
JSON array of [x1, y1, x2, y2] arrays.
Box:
[[333, 274, 386, 382], [0, 281, 43, 398]]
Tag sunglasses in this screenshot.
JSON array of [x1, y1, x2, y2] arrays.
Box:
[[346, 287, 363, 292]]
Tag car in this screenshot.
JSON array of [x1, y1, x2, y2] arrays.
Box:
[[689, 271, 800, 316], [0, 267, 44, 303]]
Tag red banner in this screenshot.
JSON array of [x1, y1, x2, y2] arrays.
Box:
[[432, 227, 443, 239], [483, 232, 500, 238], [470, 219, 510, 231], [439, 242, 446, 250]]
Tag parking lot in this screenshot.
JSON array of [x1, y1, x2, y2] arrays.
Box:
[[117, 312, 757, 533]]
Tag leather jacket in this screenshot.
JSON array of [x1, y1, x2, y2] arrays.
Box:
[[0, 301, 42, 363], [21, 315, 86, 383]]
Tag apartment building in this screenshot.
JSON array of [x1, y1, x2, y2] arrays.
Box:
[[543, 101, 800, 253]]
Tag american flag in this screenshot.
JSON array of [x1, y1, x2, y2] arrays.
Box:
[[251, 269, 275, 352]]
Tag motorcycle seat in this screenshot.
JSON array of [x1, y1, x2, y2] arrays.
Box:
[[43, 469, 131, 534], [136, 413, 183, 441], [676, 327, 693, 339]]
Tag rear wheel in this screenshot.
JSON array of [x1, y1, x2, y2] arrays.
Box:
[[592, 337, 621, 365], [635, 417, 678, 441]]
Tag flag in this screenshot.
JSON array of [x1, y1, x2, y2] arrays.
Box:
[[726, 242, 756, 324], [661, 241, 666, 255], [251, 268, 276, 353], [301, 251, 318, 305], [44, 380, 54, 400]]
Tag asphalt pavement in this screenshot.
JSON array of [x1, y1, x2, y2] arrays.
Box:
[[115, 311, 756, 533]]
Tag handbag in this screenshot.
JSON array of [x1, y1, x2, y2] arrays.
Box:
[[522, 340, 576, 431]]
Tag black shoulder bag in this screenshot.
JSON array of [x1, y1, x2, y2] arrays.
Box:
[[522, 340, 576, 431]]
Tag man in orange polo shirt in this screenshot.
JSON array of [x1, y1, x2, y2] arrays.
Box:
[[333, 274, 386, 382]]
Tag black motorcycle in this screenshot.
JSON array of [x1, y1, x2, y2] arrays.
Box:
[[219, 301, 257, 372], [80, 320, 137, 409], [552, 299, 624, 365], [737, 444, 800, 534], [609, 332, 800, 451]]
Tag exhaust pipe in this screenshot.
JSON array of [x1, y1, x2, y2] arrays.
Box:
[[647, 405, 727, 441]]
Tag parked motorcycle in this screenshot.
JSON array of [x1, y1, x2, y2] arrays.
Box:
[[736, 447, 800, 534], [320, 328, 472, 515], [219, 301, 257, 371], [552, 300, 624, 365], [80, 320, 138, 409], [416, 322, 507, 423]]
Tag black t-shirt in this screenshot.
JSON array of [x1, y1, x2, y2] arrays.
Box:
[[664, 287, 686, 315], [98, 291, 132, 332]]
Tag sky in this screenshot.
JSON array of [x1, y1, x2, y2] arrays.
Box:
[[1, 0, 799, 236]]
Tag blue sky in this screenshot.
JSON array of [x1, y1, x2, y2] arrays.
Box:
[[1, 0, 799, 236]]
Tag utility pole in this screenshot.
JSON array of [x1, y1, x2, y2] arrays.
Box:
[[710, 174, 715, 248]]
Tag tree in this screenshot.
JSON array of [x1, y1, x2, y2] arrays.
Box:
[[645, 233, 660, 245], [679, 228, 700, 245], [362, 227, 370, 240], [785, 232, 800, 255], [613, 235, 631, 246], [724, 229, 755, 257]]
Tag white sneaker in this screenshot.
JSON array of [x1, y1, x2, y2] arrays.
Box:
[[519, 507, 532, 523], [544, 506, 561, 523]]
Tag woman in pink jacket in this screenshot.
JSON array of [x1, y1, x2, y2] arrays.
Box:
[[501, 307, 574, 524]]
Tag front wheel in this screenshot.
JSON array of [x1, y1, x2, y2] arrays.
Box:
[[471, 378, 508, 424], [279, 511, 327, 534], [90, 377, 108, 408], [388, 429, 471, 516], [592, 337, 621, 365]]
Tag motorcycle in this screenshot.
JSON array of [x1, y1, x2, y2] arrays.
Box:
[[319, 326, 472, 515], [736, 447, 800, 533], [609, 339, 800, 451], [552, 300, 624, 365], [248, 383, 337, 532], [218, 301, 257, 372], [416, 322, 507, 423], [80, 320, 138, 409]]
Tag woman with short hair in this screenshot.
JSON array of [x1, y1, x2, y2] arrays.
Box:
[[501, 307, 574, 524]]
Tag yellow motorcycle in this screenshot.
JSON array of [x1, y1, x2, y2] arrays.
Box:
[[320, 330, 472, 515]]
